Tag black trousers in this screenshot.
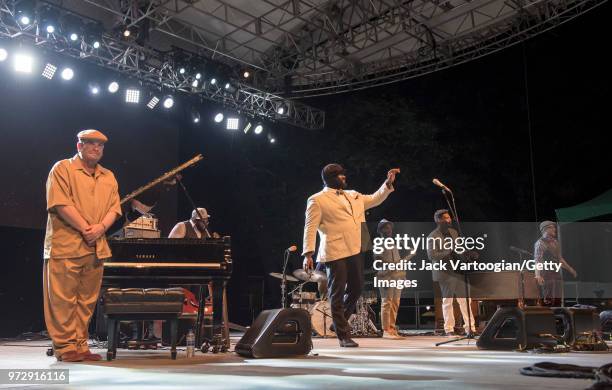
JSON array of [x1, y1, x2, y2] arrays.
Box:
[[325, 252, 364, 339]]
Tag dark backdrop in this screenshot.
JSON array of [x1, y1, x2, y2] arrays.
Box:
[[0, 9, 609, 336]]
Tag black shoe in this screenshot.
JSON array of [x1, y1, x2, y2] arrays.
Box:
[[329, 323, 336, 332], [339, 338, 359, 348]]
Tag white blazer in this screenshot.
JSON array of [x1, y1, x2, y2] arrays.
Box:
[[302, 182, 393, 263]]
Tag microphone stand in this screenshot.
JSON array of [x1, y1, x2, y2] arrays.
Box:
[[281, 249, 292, 309], [436, 187, 477, 346]]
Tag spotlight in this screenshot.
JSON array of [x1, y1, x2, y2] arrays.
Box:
[[61, 68, 74, 80], [16, 1, 35, 26], [243, 71, 250, 78], [214, 113, 224, 123], [210, 78, 217, 85], [191, 111, 201, 124], [226, 117, 239, 130], [191, 79, 198, 88], [268, 134, 276, 144], [70, 33, 79, 41], [195, 73, 202, 80], [254, 124, 263, 134], [123, 28, 131, 37], [14, 54, 33, 73], [224, 83, 230, 90], [243, 122, 252, 134], [277, 106, 285, 115], [179, 67, 186, 74], [147, 96, 160, 109], [0, 48, 8, 62], [46, 25, 55, 34], [41, 63, 57, 79], [162, 96, 174, 109], [108, 81, 119, 93], [87, 82, 100, 95], [93, 41, 100, 49], [125, 89, 140, 103], [19, 16, 30, 25]]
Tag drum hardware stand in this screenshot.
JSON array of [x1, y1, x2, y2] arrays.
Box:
[[435, 183, 477, 347], [281, 247, 295, 308], [314, 303, 334, 338]]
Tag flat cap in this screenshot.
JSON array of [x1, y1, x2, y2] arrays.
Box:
[[539, 220, 556, 233], [77, 129, 108, 143]]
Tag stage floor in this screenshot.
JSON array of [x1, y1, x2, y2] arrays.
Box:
[[0, 334, 610, 389]]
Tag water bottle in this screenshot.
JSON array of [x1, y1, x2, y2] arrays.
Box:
[[186, 329, 195, 358]]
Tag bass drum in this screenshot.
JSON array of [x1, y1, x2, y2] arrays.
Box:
[[310, 300, 335, 337]]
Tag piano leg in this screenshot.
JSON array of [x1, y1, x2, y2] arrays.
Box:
[[195, 284, 207, 348], [211, 280, 228, 352]]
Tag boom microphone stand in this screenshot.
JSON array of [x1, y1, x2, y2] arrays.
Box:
[[435, 184, 477, 347]]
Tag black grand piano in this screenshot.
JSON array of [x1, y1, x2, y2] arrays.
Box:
[[103, 237, 232, 349]]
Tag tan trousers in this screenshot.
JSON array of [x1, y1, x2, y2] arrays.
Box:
[[379, 287, 401, 332], [43, 254, 104, 357]]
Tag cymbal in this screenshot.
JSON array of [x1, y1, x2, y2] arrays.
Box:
[[268, 272, 299, 282], [292, 269, 327, 283]]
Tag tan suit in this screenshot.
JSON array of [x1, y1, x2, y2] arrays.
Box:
[[302, 183, 393, 262]]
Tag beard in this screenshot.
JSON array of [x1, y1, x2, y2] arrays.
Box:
[[438, 221, 451, 232]]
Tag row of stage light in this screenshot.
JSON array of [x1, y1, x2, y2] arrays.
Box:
[[0, 45, 276, 143]]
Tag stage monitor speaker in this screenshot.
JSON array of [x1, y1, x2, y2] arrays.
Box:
[[601, 310, 612, 333], [553, 307, 600, 345], [477, 306, 557, 350], [235, 308, 312, 358]]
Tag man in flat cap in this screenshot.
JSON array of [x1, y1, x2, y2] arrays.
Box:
[[169, 207, 220, 239], [302, 163, 399, 347], [534, 220, 577, 306], [43, 129, 121, 362]]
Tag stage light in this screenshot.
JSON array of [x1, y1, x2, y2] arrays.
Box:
[[61, 68, 74, 80], [123, 28, 131, 37], [147, 96, 159, 109], [16, 1, 35, 26], [88, 82, 100, 95], [19, 16, 30, 25], [243, 122, 252, 134], [179, 67, 186, 74], [254, 124, 263, 134], [277, 106, 285, 115], [226, 117, 239, 130], [195, 73, 202, 80], [224, 83, 230, 90], [0, 48, 8, 62], [162, 96, 174, 109], [93, 41, 100, 49], [125, 89, 140, 103], [191, 111, 201, 124], [214, 113, 224, 123], [210, 78, 217, 85], [46, 25, 55, 34], [108, 81, 119, 93], [191, 79, 198, 88], [70, 33, 79, 41], [42, 63, 57, 79], [268, 134, 276, 144], [14, 54, 33, 73], [243, 71, 250, 78]]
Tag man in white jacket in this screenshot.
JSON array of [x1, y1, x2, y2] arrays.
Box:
[[302, 163, 399, 347]]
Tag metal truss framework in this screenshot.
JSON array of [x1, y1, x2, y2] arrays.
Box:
[[50, 0, 607, 98], [0, 0, 325, 130]]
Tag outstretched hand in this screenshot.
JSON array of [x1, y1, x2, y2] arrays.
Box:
[[386, 168, 400, 186]]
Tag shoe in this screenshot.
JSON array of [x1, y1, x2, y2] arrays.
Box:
[[57, 350, 84, 362], [339, 338, 359, 347], [329, 323, 336, 333], [465, 331, 479, 338], [383, 332, 403, 340], [444, 331, 457, 337], [80, 351, 102, 361]]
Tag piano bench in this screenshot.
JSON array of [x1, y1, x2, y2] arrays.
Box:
[[103, 288, 185, 361]]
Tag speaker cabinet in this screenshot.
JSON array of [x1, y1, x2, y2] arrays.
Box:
[[553, 307, 600, 345], [477, 306, 557, 350], [235, 308, 312, 358]]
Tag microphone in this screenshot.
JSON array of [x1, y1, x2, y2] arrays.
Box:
[[432, 178, 451, 192], [285, 245, 298, 253], [509, 246, 533, 256]]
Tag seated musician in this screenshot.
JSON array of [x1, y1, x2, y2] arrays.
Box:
[[427, 209, 476, 337], [169, 208, 220, 239]]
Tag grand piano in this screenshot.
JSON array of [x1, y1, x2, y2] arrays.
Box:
[[103, 237, 232, 349]]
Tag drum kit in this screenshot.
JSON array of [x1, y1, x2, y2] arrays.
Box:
[[268, 268, 381, 337]]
